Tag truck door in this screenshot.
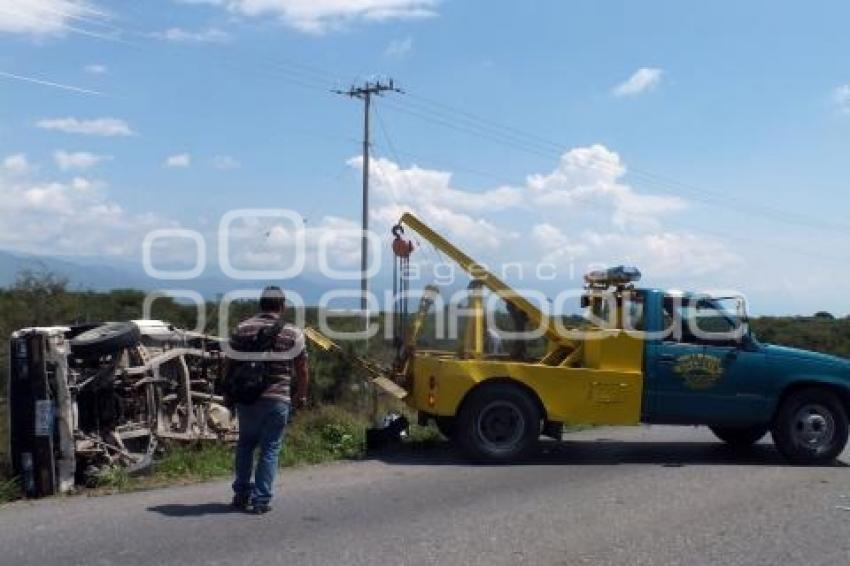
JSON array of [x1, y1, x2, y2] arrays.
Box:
[[644, 295, 769, 425]]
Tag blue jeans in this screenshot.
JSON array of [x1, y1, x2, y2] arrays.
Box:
[[233, 399, 290, 507]]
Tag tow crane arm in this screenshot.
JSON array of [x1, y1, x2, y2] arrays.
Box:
[[304, 327, 408, 400], [397, 212, 579, 355]]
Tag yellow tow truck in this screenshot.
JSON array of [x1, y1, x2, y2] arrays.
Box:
[[309, 213, 850, 465]]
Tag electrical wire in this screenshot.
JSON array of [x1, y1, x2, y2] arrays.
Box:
[[10, 6, 847, 239]]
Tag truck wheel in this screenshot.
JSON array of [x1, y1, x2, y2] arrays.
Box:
[[771, 388, 849, 464], [434, 416, 456, 440], [710, 425, 768, 447], [70, 322, 141, 358], [456, 383, 540, 463]]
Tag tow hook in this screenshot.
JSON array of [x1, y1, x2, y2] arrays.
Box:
[[365, 412, 409, 452]]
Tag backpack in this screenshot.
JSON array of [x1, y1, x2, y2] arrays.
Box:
[[222, 319, 283, 406]]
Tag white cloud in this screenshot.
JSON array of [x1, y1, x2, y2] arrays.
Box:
[[148, 27, 231, 43], [84, 63, 107, 74], [532, 224, 739, 279], [0, 159, 169, 257], [834, 84, 850, 114], [0, 0, 100, 37], [213, 155, 240, 170], [348, 155, 522, 252], [53, 150, 110, 170], [165, 153, 191, 168], [36, 117, 134, 136], [531, 223, 588, 260], [612, 67, 663, 97], [342, 145, 737, 281], [184, 0, 438, 33], [2, 153, 33, 175], [527, 144, 685, 231], [354, 156, 522, 214], [384, 36, 413, 58]]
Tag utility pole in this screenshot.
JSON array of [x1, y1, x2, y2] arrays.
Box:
[[334, 79, 402, 315]]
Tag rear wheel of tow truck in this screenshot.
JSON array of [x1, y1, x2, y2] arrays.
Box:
[[456, 383, 541, 463], [771, 388, 849, 465], [709, 425, 768, 447]]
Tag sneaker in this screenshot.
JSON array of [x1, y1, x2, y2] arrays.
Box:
[[231, 494, 252, 511], [251, 503, 272, 515]]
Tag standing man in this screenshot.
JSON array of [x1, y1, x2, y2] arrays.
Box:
[[230, 286, 309, 514]]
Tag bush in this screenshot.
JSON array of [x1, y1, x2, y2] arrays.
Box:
[[0, 476, 20, 504]]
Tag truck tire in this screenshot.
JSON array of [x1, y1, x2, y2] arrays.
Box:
[[710, 425, 768, 447], [70, 322, 141, 358], [434, 416, 456, 440], [456, 383, 541, 463], [771, 388, 849, 464]]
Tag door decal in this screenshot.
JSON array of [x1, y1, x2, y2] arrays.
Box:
[[673, 353, 724, 390]]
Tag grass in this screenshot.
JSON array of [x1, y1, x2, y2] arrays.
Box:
[[0, 398, 15, 504], [0, 475, 20, 504], [280, 404, 368, 466], [405, 423, 444, 446], [93, 404, 370, 493]]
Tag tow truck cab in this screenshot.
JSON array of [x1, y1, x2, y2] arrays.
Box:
[[636, 289, 849, 425]]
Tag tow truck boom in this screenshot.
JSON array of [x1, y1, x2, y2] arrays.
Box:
[[397, 212, 577, 353]]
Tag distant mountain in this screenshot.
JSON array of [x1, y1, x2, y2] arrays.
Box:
[[0, 249, 144, 291], [0, 249, 347, 303]]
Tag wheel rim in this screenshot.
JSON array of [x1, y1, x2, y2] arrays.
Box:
[[475, 400, 525, 453], [791, 403, 836, 454]]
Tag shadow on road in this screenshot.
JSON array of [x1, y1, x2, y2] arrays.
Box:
[[147, 503, 240, 517], [372, 438, 848, 468]]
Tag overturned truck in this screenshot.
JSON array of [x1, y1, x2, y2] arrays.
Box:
[[5, 321, 237, 497]]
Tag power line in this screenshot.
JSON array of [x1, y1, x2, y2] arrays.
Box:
[[11, 13, 846, 237], [367, 110, 850, 266], [0, 71, 104, 96], [379, 95, 850, 236], [0, 6, 137, 46]]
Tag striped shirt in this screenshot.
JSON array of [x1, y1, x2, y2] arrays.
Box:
[[232, 313, 307, 403]]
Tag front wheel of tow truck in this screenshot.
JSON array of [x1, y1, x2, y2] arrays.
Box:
[[771, 388, 849, 465], [456, 383, 541, 463]]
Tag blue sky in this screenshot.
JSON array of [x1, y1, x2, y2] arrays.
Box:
[[1, 1, 850, 314]]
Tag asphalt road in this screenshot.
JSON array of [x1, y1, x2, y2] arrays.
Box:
[[1, 425, 849, 566]]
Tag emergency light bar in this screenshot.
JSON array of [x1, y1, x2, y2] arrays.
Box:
[[584, 265, 641, 288]]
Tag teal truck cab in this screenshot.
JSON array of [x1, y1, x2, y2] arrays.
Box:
[[635, 288, 849, 464]]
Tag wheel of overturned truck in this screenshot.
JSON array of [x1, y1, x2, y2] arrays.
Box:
[[771, 388, 848, 465], [456, 383, 541, 463], [709, 425, 768, 447], [70, 322, 141, 358]]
